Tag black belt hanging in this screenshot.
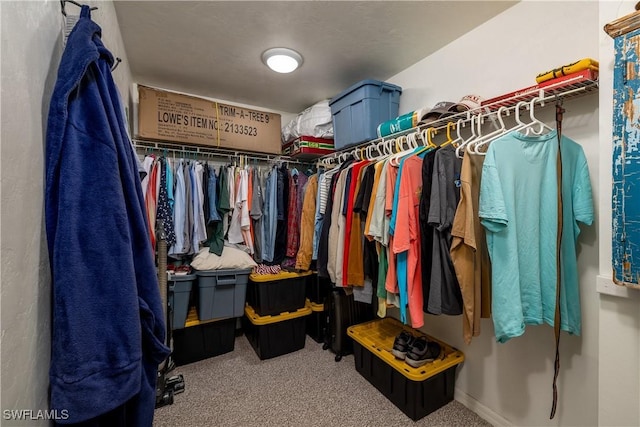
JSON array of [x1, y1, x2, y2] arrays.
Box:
[[550, 100, 565, 420]]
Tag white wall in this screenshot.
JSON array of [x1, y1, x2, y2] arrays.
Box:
[[387, 2, 600, 425], [598, 2, 640, 426], [0, 1, 132, 424]]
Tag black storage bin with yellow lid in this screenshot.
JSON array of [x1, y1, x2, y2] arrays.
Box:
[[242, 302, 311, 360], [306, 300, 327, 343], [306, 272, 332, 305], [172, 309, 236, 366], [246, 271, 310, 316], [347, 317, 464, 421]]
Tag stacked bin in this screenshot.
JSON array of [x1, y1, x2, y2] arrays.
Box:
[[243, 271, 312, 359], [347, 318, 465, 421], [305, 274, 332, 343], [168, 274, 196, 330], [170, 268, 252, 366], [329, 79, 402, 149]]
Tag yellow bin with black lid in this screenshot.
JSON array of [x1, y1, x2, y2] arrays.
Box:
[[243, 301, 312, 360], [347, 317, 465, 421]]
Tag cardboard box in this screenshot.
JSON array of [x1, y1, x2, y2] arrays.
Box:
[[136, 85, 282, 154]]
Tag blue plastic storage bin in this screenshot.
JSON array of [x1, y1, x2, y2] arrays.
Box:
[[195, 268, 252, 321], [329, 79, 402, 149], [168, 274, 195, 330]]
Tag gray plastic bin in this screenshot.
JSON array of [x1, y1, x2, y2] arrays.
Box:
[[168, 274, 195, 330], [195, 268, 252, 321]]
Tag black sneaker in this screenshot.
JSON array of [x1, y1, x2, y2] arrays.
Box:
[[392, 331, 415, 360], [405, 336, 441, 368]]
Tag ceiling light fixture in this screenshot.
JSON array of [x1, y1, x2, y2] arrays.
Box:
[[261, 47, 303, 73]]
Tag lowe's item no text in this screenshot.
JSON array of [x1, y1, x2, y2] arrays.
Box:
[[247, 270, 311, 316], [195, 268, 252, 321], [348, 317, 464, 421], [329, 79, 402, 149], [243, 302, 312, 360], [168, 274, 195, 329]]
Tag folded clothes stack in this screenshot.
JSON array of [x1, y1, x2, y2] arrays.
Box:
[[168, 264, 191, 276]]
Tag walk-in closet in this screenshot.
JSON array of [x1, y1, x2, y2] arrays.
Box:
[[2, 1, 640, 426]]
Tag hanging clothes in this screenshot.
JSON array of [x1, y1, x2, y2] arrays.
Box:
[[312, 170, 327, 261], [419, 150, 438, 311], [261, 166, 278, 263], [202, 161, 210, 224], [208, 165, 230, 256], [392, 152, 426, 328], [355, 164, 378, 286], [240, 168, 255, 254], [191, 162, 207, 252], [295, 174, 318, 271], [140, 155, 154, 199], [250, 167, 264, 263], [342, 160, 370, 286], [169, 160, 187, 257], [45, 6, 169, 424], [479, 130, 593, 343], [228, 168, 247, 245], [426, 144, 463, 316], [182, 161, 194, 254], [207, 165, 221, 223], [317, 165, 344, 278], [271, 164, 290, 265], [157, 158, 176, 246], [166, 157, 175, 212], [286, 169, 301, 258], [328, 165, 351, 284], [144, 158, 160, 248], [450, 152, 492, 345]]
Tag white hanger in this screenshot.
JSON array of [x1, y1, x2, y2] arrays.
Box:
[[473, 106, 509, 154], [513, 100, 541, 136], [407, 131, 420, 149], [388, 135, 413, 166], [464, 113, 483, 155], [527, 96, 554, 135], [454, 117, 469, 158]]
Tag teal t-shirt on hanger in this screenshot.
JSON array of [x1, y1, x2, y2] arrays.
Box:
[[479, 130, 593, 343]]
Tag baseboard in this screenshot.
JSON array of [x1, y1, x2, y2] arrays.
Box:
[[455, 387, 513, 426]]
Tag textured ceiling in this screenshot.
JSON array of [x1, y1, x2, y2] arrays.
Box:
[[114, 1, 517, 113]]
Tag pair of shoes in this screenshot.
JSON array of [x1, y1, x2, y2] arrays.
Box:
[[392, 330, 416, 360], [392, 330, 442, 368], [405, 336, 441, 368]]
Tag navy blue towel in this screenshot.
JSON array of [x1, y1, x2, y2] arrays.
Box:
[[45, 6, 169, 425]]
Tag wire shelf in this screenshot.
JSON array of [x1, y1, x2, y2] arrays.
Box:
[[319, 70, 599, 162]]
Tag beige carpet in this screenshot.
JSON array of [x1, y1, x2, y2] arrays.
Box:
[[153, 331, 491, 427]]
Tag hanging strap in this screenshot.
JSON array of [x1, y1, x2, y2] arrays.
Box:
[[550, 100, 565, 419]]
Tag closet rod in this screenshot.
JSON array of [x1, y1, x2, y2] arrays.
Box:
[[320, 76, 598, 163], [132, 139, 311, 166], [60, 0, 97, 16]]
